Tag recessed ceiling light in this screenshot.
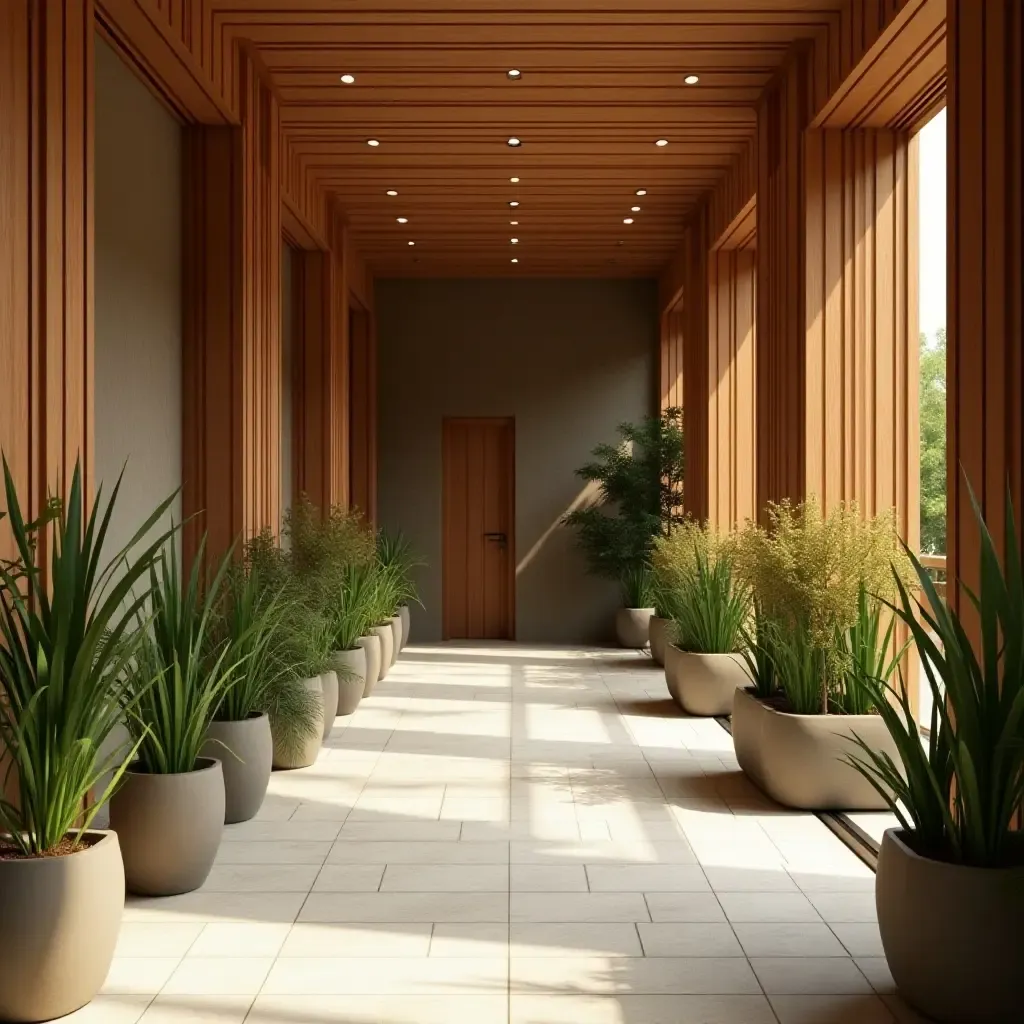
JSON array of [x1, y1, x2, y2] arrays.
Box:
[[510, 220, 519, 225], [623, 217, 634, 224], [397, 217, 408, 224], [507, 137, 522, 147], [509, 201, 519, 207], [367, 139, 380, 147], [511, 258, 519, 263], [655, 139, 668, 147], [386, 189, 398, 196], [407, 240, 415, 246], [631, 206, 641, 212], [635, 189, 647, 196], [510, 176, 520, 183], [507, 69, 522, 80], [340, 74, 356, 84], [684, 74, 700, 85], [511, 238, 519, 244]]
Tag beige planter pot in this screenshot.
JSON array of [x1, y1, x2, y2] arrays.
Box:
[[731, 686, 899, 810], [389, 615, 403, 666], [373, 623, 394, 680], [330, 648, 367, 716], [110, 758, 225, 896], [272, 676, 324, 769], [319, 670, 339, 739], [649, 616, 670, 666], [398, 604, 411, 650], [615, 607, 654, 649], [664, 646, 746, 716], [202, 712, 273, 823], [877, 829, 1024, 1023], [0, 830, 123, 1023], [357, 633, 382, 697]]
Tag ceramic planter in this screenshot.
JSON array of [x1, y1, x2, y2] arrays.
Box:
[[876, 829, 1024, 1023], [398, 604, 411, 650], [0, 830, 123, 1022], [664, 646, 746, 716], [330, 648, 367, 716], [319, 669, 339, 739], [357, 633, 383, 697], [201, 712, 273, 823], [272, 676, 325, 769], [615, 607, 654, 649], [389, 614, 403, 666], [110, 758, 225, 896], [373, 622, 394, 680], [731, 686, 899, 810], [649, 616, 670, 666]]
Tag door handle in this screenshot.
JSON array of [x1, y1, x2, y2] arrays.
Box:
[[483, 532, 507, 543]]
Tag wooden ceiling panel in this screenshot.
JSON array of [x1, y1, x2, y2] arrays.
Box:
[[206, 0, 846, 275]]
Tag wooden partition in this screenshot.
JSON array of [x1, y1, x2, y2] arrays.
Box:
[[0, 0, 94, 553]]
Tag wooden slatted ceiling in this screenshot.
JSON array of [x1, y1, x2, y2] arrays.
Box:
[[197, 0, 847, 276]]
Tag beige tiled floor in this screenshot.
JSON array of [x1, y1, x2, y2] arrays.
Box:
[[71, 644, 933, 1023]]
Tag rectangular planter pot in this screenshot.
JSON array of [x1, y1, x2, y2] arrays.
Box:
[[665, 646, 747, 717], [731, 686, 899, 811]]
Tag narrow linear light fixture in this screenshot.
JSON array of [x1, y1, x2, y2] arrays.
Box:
[[635, 189, 647, 196], [386, 189, 398, 196], [684, 74, 700, 85], [631, 206, 641, 212], [509, 200, 520, 208], [367, 138, 381, 147], [407, 240, 415, 246], [623, 217, 634, 224], [397, 217, 409, 224], [511, 257, 519, 263], [507, 69, 522, 80], [511, 238, 519, 244], [655, 138, 669, 147], [510, 176, 520, 183], [340, 74, 356, 84], [510, 220, 519, 225], [507, 137, 522, 147]]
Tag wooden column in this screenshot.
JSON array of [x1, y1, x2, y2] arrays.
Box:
[[349, 304, 377, 523], [0, 0, 94, 545], [947, 0, 1024, 602], [183, 47, 281, 562]]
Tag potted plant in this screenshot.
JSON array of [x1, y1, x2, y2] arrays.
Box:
[[731, 498, 907, 810], [658, 520, 749, 716], [563, 408, 685, 648], [201, 549, 289, 823], [848, 491, 1024, 1024], [377, 529, 424, 653], [366, 561, 397, 680], [325, 562, 379, 717], [0, 458, 174, 1022], [110, 540, 240, 896]]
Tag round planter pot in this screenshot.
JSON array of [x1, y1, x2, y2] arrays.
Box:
[[319, 670, 340, 739], [649, 616, 670, 667], [389, 615, 403, 667], [0, 830, 123, 1023], [373, 623, 394, 681], [330, 648, 367, 716], [357, 633, 383, 697], [272, 676, 325, 770], [615, 607, 654, 649], [664, 646, 746, 717], [110, 758, 225, 896], [398, 604, 411, 650], [201, 712, 273, 824], [876, 829, 1024, 1023], [731, 687, 899, 810]]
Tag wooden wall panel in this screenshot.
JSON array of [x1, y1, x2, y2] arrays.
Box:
[[0, 0, 94, 553], [708, 249, 758, 530], [182, 47, 281, 562], [946, 0, 1024, 605], [804, 128, 919, 548]]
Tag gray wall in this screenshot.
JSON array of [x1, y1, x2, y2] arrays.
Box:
[[281, 244, 294, 529], [376, 278, 657, 645], [94, 36, 182, 556]]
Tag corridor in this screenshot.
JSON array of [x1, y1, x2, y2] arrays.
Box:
[[81, 646, 921, 1024]]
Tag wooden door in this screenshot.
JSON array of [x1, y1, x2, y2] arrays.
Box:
[[442, 418, 515, 640]]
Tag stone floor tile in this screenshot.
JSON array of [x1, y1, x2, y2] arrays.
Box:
[[279, 922, 432, 958], [510, 863, 589, 891], [769, 993, 897, 1023], [750, 957, 875, 994], [637, 922, 744, 957], [161, 958, 273, 996], [733, 922, 848, 958], [510, 994, 778, 1024], [510, 892, 650, 923], [510, 923, 643, 957], [509, 956, 761, 994]]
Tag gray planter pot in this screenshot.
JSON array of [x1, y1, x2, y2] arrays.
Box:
[[398, 604, 411, 650], [320, 669, 339, 739], [272, 676, 324, 770], [330, 648, 367, 716], [877, 829, 1024, 1023], [615, 607, 654, 649], [649, 615, 670, 666], [664, 646, 745, 717], [731, 686, 899, 810], [372, 623, 394, 680], [389, 615, 403, 666], [357, 633, 382, 697], [110, 757, 225, 896], [201, 712, 272, 823], [0, 830, 123, 1022]]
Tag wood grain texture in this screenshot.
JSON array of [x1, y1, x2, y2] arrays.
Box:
[[182, 46, 281, 563], [946, 0, 1024, 607], [0, 0, 94, 558]]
